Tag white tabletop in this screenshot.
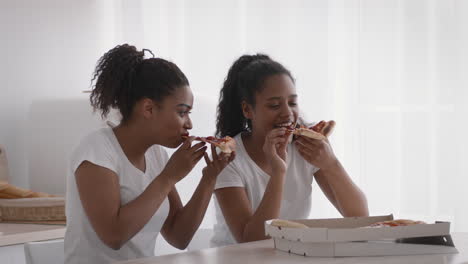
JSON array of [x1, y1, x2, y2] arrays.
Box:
[[0, 223, 65, 246], [116, 232, 468, 264]]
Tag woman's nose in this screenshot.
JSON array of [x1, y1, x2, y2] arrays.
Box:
[[281, 104, 293, 116], [185, 116, 193, 130]]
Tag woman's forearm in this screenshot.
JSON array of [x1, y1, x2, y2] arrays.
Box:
[[242, 175, 285, 242], [163, 174, 216, 249], [108, 172, 175, 249], [321, 161, 369, 217]]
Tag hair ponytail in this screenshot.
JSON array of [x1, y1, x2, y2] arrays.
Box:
[[90, 44, 188, 122], [90, 44, 144, 120], [216, 54, 293, 137]]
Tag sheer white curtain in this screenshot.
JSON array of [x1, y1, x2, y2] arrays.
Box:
[[323, 0, 468, 232], [103, 0, 468, 231]]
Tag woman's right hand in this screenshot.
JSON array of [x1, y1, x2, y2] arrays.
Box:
[[162, 137, 207, 184], [263, 128, 290, 176]]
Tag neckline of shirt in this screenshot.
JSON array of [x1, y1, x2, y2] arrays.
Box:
[[105, 127, 149, 176]]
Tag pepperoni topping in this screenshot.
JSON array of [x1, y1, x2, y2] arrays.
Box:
[[369, 219, 425, 227], [194, 136, 231, 145]]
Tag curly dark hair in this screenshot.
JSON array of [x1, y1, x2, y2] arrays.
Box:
[[90, 44, 189, 122], [215, 54, 294, 138]]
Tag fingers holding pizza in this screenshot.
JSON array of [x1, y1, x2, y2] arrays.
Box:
[[287, 120, 336, 140], [321, 120, 336, 137], [263, 127, 290, 175], [163, 137, 208, 183], [292, 120, 338, 169], [202, 144, 236, 181], [183, 135, 236, 157], [181, 134, 236, 180]]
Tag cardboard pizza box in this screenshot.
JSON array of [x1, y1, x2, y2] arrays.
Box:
[[265, 215, 458, 257]]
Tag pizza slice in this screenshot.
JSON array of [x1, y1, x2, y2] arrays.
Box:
[[368, 219, 426, 228], [287, 120, 336, 140], [271, 219, 309, 229], [182, 135, 236, 155]]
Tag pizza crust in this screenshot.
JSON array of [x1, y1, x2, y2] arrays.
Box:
[[270, 219, 309, 229], [190, 136, 236, 154], [290, 120, 336, 140], [293, 128, 326, 140], [368, 219, 426, 227], [215, 136, 236, 154]]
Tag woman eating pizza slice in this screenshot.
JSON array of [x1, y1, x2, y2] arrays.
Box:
[[210, 54, 369, 247], [65, 44, 235, 264]]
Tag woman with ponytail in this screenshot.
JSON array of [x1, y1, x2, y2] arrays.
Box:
[[211, 54, 368, 246], [65, 44, 234, 263]]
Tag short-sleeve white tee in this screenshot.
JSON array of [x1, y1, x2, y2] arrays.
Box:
[[211, 133, 319, 247], [64, 127, 170, 264]]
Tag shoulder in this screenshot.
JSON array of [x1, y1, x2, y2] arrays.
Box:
[[76, 127, 115, 150], [70, 127, 119, 171]]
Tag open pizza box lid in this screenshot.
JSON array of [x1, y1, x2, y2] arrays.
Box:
[[265, 215, 458, 257]]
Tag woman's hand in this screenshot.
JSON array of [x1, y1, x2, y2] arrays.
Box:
[[263, 128, 290, 175], [202, 145, 236, 181], [162, 137, 207, 184], [295, 136, 338, 171]]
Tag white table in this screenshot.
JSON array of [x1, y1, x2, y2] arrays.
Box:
[[0, 223, 65, 247], [116, 232, 468, 264], [0, 223, 65, 264]]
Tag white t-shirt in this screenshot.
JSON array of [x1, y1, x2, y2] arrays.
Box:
[[65, 127, 170, 264], [211, 133, 320, 247]]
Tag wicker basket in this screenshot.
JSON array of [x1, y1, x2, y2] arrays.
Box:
[[0, 197, 65, 221]]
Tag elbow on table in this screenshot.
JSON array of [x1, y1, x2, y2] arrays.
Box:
[[358, 195, 370, 216], [176, 242, 189, 250], [107, 241, 123, 251], [342, 197, 370, 217], [97, 230, 126, 251], [345, 210, 370, 218], [103, 236, 125, 250], [168, 239, 190, 250], [239, 232, 269, 244]]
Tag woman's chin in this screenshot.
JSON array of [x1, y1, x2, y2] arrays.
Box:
[[162, 139, 184, 149]]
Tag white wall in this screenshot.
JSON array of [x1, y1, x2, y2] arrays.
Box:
[[0, 0, 330, 188], [0, 0, 107, 187]]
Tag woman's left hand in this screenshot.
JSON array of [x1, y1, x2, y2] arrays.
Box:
[[202, 145, 235, 180], [294, 136, 338, 170]]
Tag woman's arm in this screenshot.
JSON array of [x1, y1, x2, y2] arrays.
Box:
[[215, 173, 285, 243], [314, 161, 369, 217], [75, 162, 176, 250], [295, 137, 369, 217], [75, 139, 206, 250], [160, 145, 235, 249], [159, 176, 215, 249], [215, 128, 290, 243]]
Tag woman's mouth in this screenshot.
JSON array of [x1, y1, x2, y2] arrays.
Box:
[[274, 122, 294, 129]]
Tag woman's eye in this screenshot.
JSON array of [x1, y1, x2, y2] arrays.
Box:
[[289, 102, 298, 106], [179, 111, 191, 117], [268, 105, 280, 109]]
